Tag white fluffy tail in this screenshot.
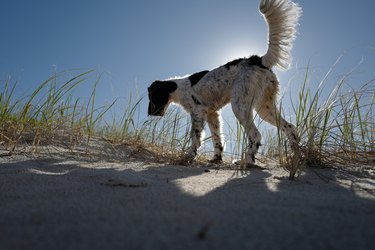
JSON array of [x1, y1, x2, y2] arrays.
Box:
[[260, 0, 302, 70]]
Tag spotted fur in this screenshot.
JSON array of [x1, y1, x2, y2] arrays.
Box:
[[148, 0, 302, 167]]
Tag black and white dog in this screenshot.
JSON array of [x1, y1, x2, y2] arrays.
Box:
[[148, 0, 302, 167]]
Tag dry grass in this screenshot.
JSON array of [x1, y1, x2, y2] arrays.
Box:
[[1, 61, 374, 178]]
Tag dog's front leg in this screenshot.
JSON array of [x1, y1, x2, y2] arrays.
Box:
[[207, 111, 223, 163], [185, 113, 205, 163]]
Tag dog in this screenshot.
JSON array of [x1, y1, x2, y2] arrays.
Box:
[[148, 0, 302, 167]]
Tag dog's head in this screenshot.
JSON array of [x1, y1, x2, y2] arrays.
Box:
[[148, 80, 177, 116]]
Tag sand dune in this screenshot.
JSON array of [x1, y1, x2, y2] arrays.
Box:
[[1, 144, 374, 250]]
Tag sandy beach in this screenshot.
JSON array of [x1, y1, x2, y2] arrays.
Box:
[[1, 144, 374, 250]]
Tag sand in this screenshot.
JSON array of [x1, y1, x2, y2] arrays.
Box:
[[0, 144, 374, 250]]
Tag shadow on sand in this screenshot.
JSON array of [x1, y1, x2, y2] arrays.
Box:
[[0, 155, 374, 250]]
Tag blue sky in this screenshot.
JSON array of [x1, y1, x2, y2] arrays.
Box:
[[1, 0, 374, 122]]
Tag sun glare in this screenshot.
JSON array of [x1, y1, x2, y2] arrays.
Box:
[[214, 45, 265, 67]]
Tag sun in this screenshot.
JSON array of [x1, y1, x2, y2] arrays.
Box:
[[213, 44, 266, 67]]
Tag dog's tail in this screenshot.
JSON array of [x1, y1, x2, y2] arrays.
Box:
[[260, 0, 302, 71]]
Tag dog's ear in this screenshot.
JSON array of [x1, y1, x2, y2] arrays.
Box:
[[148, 80, 176, 97], [164, 81, 177, 93]]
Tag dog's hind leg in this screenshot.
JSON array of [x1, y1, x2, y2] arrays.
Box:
[[231, 97, 262, 168], [256, 102, 302, 179], [245, 122, 262, 168], [255, 76, 299, 148], [207, 111, 223, 163], [256, 101, 299, 149]]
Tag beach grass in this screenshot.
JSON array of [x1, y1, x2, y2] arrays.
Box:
[[1, 63, 374, 175]]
